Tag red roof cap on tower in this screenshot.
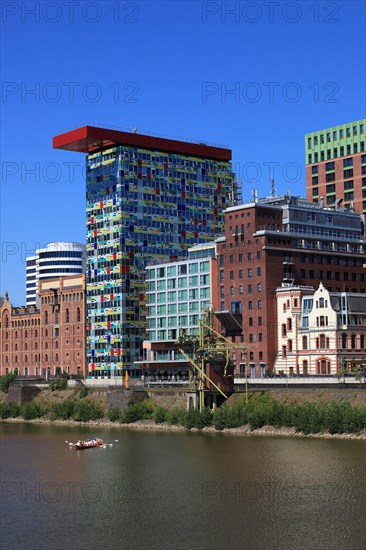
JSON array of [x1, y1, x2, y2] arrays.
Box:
[[53, 126, 232, 161]]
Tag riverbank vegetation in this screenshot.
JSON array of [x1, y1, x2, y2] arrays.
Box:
[[1, 392, 365, 436]]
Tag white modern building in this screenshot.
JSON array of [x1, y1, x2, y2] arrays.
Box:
[[26, 242, 86, 306], [140, 242, 218, 380]]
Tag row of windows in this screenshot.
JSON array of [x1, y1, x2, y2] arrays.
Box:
[[220, 251, 261, 266], [308, 143, 365, 163], [41, 292, 84, 304], [299, 269, 364, 282], [44, 308, 82, 324], [307, 124, 365, 149], [301, 334, 365, 350], [3, 352, 81, 364], [4, 338, 82, 351]]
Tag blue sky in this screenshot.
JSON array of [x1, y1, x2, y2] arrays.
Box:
[[1, 0, 365, 305]]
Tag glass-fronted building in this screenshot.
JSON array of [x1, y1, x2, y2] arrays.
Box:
[[141, 243, 218, 379], [53, 127, 236, 378]]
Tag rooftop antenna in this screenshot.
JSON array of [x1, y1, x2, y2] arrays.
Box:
[[252, 185, 257, 203], [271, 178, 276, 197]]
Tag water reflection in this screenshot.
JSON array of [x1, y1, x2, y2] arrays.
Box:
[[1, 424, 365, 550]]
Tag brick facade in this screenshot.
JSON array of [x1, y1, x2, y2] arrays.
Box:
[[0, 275, 86, 378], [217, 197, 366, 377]]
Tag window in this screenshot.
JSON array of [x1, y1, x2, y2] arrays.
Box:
[[231, 301, 242, 314], [248, 269, 252, 277], [258, 300, 262, 309], [302, 336, 308, 350], [44, 311, 48, 325], [65, 308, 70, 323]]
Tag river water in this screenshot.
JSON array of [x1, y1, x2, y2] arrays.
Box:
[[1, 423, 365, 550]]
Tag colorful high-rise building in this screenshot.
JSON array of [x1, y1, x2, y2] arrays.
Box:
[[305, 119, 366, 215], [53, 126, 237, 378]]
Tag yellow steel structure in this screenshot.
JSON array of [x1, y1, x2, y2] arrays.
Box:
[[178, 309, 247, 411]]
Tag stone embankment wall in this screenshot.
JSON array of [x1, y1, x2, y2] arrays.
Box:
[[8, 384, 40, 405], [105, 389, 148, 410]]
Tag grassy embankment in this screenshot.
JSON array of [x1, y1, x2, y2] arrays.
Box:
[[0, 374, 365, 436]]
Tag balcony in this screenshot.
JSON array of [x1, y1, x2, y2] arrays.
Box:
[[283, 257, 294, 265]]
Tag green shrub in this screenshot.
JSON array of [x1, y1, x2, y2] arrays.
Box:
[[0, 372, 16, 393], [212, 407, 228, 430], [108, 407, 120, 422], [51, 376, 67, 391], [153, 406, 167, 424], [119, 400, 154, 423], [72, 400, 104, 422], [21, 401, 45, 420], [292, 402, 323, 435], [49, 400, 76, 420], [0, 401, 20, 418], [341, 403, 366, 433], [201, 407, 213, 427], [166, 408, 186, 426], [79, 386, 89, 399]]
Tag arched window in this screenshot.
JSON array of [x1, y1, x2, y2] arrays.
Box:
[[15, 331, 18, 338], [318, 360, 330, 375], [45, 329, 48, 338], [44, 311, 48, 325], [302, 360, 308, 375], [55, 341, 58, 349], [45, 342, 48, 349], [302, 336, 308, 350], [35, 329, 38, 338], [65, 308, 70, 323], [24, 342, 28, 350], [319, 316, 325, 327], [361, 335, 365, 349], [341, 333, 347, 348], [15, 355, 18, 363], [35, 342, 38, 349], [45, 354, 48, 362], [351, 334, 356, 349], [320, 334, 326, 348], [55, 310, 59, 324], [5, 343, 8, 352], [319, 297, 324, 308], [14, 343, 18, 351], [25, 355, 28, 363], [5, 356, 8, 364], [55, 353, 59, 362], [25, 330, 28, 338], [77, 307, 81, 322], [5, 316, 8, 328]]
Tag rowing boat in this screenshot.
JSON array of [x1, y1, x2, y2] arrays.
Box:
[[74, 438, 104, 450]]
